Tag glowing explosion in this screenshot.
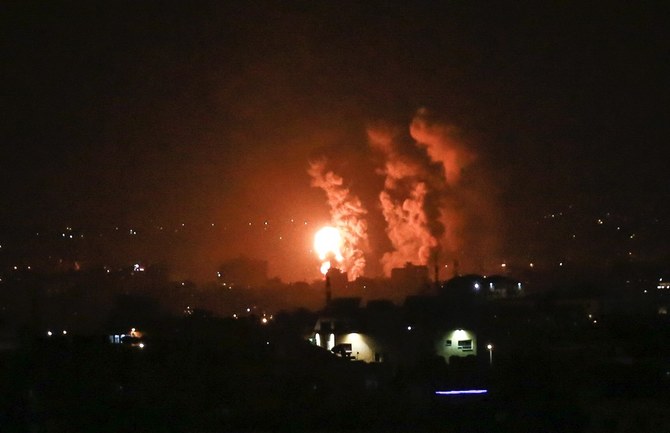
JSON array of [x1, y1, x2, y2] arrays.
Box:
[[310, 108, 493, 280], [314, 226, 343, 275]]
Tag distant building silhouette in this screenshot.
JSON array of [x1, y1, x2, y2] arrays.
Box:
[[325, 267, 347, 301], [439, 274, 523, 299], [217, 256, 268, 288], [391, 262, 431, 293]]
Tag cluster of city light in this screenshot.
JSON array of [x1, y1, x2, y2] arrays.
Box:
[[229, 306, 269, 321], [108, 327, 145, 349], [23, 218, 316, 246]]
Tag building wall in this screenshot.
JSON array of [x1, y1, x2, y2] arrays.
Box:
[[391, 263, 430, 292], [435, 328, 477, 363], [313, 331, 384, 363], [339, 333, 376, 362]]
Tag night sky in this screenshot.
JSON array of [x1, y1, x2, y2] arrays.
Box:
[[2, 1, 668, 283]]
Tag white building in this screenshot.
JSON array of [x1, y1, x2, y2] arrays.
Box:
[[434, 328, 477, 363]]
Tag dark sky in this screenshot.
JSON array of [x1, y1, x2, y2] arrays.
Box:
[[1, 1, 668, 282]]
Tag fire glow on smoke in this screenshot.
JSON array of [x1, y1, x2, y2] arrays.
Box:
[[309, 108, 494, 280]]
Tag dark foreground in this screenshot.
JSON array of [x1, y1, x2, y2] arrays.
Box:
[[2, 317, 670, 433]]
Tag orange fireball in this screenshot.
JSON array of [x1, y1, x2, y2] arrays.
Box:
[[314, 226, 343, 274]]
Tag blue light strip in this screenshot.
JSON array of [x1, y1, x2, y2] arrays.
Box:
[[435, 389, 488, 395]]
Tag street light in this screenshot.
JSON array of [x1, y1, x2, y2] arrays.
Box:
[[486, 343, 493, 365]]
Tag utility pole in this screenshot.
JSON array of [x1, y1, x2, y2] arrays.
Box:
[[325, 275, 332, 306]]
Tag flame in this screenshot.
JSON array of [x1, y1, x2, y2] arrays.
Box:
[[314, 226, 343, 275]]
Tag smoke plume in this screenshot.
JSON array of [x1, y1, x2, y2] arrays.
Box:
[[368, 109, 478, 276], [308, 159, 369, 280]]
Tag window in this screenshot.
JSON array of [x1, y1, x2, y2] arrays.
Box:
[[457, 340, 473, 351], [445, 339, 452, 347]]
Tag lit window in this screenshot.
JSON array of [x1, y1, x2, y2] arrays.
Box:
[[457, 340, 473, 351]]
